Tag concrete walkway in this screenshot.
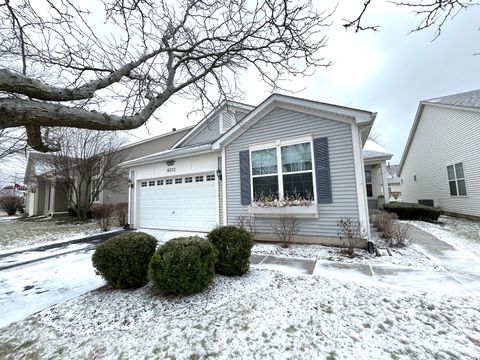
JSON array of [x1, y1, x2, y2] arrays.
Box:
[[250, 226, 480, 296]]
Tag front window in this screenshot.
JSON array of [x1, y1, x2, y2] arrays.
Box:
[[365, 170, 373, 197], [447, 163, 467, 196], [251, 141, 314, 202]]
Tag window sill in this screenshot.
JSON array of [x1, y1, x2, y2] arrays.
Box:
[[248, 204, 318, 218]]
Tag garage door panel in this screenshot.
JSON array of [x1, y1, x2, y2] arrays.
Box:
[[139, 174, 217, 232]]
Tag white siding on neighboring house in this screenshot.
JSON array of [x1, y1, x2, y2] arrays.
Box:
[[225, 107, 359, 238], [401, 104, 480, 217]]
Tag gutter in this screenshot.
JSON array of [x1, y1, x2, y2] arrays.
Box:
[[119, 143, 214, 168]]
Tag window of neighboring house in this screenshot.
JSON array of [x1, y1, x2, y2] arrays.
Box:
[[251, 141, 314, 201], [447, 162, 467, 196], [91, 178, 102, 202], [365, 170, 373, 197]]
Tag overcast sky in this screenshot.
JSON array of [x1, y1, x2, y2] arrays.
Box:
[[127, 1, 480, 164], [3, 1, 480, 183]]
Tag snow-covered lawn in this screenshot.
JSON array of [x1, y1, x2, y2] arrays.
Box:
[[0, 218, 101, 251], [253, 227, 439, 271], [405, 215, 480, 257], [0, 269, 479, 359]]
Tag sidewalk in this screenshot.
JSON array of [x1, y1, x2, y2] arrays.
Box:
[[250, 225, 480, 296]]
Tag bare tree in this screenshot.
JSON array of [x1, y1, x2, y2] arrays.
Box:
[[44, 129, 127, 220], [0, 0, 332, 151], [344, 0, 477, 39], [0, 128, 27, 159]]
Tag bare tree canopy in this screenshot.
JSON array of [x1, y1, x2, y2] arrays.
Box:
[[0, 0, 476, 153], [0, 0, 332, 151], [343, 0, 477, 37]]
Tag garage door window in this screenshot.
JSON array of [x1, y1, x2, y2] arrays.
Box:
[[149, 181, 155, 186], [185, 177, 193, 183], [195, 176, 204, 182], [175, 178, 182, 184], [206, 174, 215, 181], [166, 179, 173, 185], [157, 180, 163, 185], [141, 181, 147, 187]]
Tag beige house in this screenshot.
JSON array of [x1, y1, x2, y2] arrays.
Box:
[[399, 89, 480, 219], [362, 138, 393, 210], [24, 127, 192, 217]]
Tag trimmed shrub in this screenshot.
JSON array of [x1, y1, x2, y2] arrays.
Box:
[[92, 232, 157, 289], [114, 202, 129, 227], [383, 202, 441, 221], [91, 204, 115, 231], [149, 237, 218, 296], [207, 226, 254, 276]]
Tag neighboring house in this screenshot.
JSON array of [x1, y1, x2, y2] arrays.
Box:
[[385, 164, 402, 202], [121, 94, 378, 246], [0, 184, 27, 197], [362, 138, 392, 210], [24, 127, 193, 216], [398, 89, 480, 219]]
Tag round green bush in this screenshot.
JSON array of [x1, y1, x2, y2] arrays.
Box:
[[149, 237, 218, 296], [92, 232, 157, 289], [207, 225, 254, 276]]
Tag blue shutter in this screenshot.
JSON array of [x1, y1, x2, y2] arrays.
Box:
[[314, 137, 332, 204], [239, 150, 251, 205]]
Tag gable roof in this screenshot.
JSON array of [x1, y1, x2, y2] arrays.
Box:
[[121, 126, 193, 152], [24, 152, 56, 183], [398, 88, 480, 175], [212, 93, 376, 149], [362, 138, 393, 161], [425, 89, 480, 109], [171, 100, 255, 149], [121, 94, 377, 168]]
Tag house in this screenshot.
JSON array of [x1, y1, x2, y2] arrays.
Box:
[[23, 127, 193, 217], [121, 94, 379, 246], [385, 164, 402, 202], [398, 89, 480, 219], [362, 138, 392, 210]]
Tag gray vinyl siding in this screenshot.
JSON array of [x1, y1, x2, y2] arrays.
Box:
[[225, 107, 359, 237], [218, 157, 223, 225], [181, 116, 221, 147], [180, 110, 251, 148], [124, 128, 191, 161], [401, 105, 480, 217]]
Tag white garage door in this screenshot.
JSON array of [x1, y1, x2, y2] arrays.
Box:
[[139, 174, 217, 232]]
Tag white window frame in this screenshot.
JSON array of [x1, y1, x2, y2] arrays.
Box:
[[365, 170, 373, 198], [447, 162, 467, 197], [91, 176, 102, 203], [249, 136, 317, 203]]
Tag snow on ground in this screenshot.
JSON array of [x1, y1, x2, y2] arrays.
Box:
[[0, 269, 479, 359], [0, 218, 105, 251], [405, 215, 480, 257], [253, 227, 439, 271], [0, 249, 103, 328]]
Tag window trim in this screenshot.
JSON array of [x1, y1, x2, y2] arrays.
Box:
[[447, 162, 467, 197], [365, 170, 373, 198], [249, 136, 317, 203]]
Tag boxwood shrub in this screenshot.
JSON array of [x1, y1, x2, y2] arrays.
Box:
[[92, 232, 157, 289], [207, 225, 254, 276], [383, 202, 441, 221], [149, 237, 218, 296]]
